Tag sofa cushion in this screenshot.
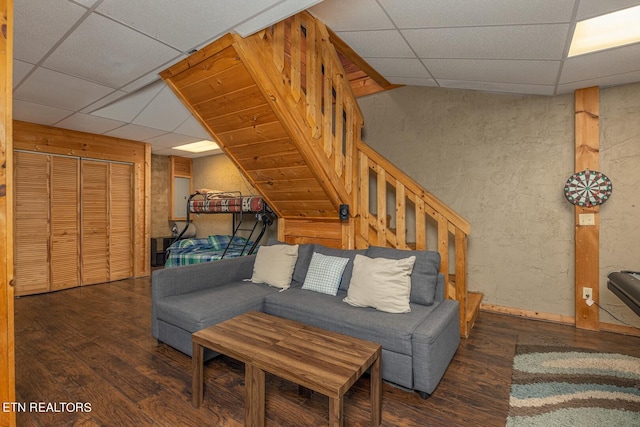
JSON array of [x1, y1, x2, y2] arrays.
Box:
[[263, 288, 440, 355], [155, 281, 279, 332], [314, 245, 367, 291], [251, 244, 298, 289], [301, 252, 349, 296], [366, 246, 441, 306], [344, 254, 415, 313]]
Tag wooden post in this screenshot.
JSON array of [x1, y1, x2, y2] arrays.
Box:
[[0, 0, 15, 425], [574, 87, 600, 331]]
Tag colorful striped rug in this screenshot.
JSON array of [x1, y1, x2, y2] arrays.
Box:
[[507, 345, 640, 426]]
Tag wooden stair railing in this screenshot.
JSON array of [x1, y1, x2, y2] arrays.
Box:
[[161, 10, 478, 337], [356, 142, 475, 337]]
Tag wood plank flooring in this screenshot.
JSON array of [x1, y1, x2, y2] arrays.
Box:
[[13, 277, 640, 426]]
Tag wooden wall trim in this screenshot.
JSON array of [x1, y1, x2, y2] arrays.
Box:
[[574, 87, 600, 331], [13, 120, 151, 278], [0, 0, 15, 424]]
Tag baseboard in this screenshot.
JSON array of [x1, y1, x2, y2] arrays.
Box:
[[480, 303, 640, 337]]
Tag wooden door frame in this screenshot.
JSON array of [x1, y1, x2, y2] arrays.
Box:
[[0, 0, 15, 425]]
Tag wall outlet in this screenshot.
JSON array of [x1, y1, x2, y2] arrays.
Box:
[[582, 287, 593, 300]]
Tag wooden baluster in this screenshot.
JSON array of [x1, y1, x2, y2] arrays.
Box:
[[305, 21, 321, 138], [323, 49, 333, 157], [334, 73, 344, 177], [273, 21, 285, 72], [344, 101, 355, 194], [377, 168, 387, 246], [415, 198, 426, 250], [291, 14, 302, 102], [396, 181, 406, 249]]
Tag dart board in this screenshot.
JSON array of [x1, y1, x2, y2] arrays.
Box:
[[564, 170, 612, 207]]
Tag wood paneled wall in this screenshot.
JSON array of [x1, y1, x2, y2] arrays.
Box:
[[0, 0, 15, 423], [12, 121, 151, 278]]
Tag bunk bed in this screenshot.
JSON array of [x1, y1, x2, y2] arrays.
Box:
[[165, 190, 275, 268]]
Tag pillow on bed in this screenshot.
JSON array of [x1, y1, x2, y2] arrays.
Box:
[[251, 244, 299, 289]]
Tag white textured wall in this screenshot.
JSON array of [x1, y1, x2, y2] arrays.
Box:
[[358, 84, 640, 328]]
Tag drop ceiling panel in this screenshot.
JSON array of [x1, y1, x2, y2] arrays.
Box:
[[575, 0, 640, 20], [364, 57, 431, 78], [438, 79, 556, 96], [13, 60, 34, 88], [132, 87, 192, 132], [560, 44, 640, 84], [91, 80, 165, 122], [173, 117, 211, 140], [235, 0, 324, 37], [43, 13, 181, 88], [403, 24, 569, 60], [335, 30, 415, 58], [54, 113, 126, 135], [13, 0, 86, 64], [557, 69, 640, 94], [96, 0, 282, 51], [104, 123, 167, 141], [310, 0, 393, 31], [424, 59, 561, 85], [145, 133, 200, 148], [14, 67, 114, 111], [379, 0, 575, 28], [80, 90, 129, 114], [13, 99, 72, 126], [387, 76, 437, 87]]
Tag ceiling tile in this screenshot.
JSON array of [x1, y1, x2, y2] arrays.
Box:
[[335, 30, 415, 58], [70, 0, 102, 8], [310, 0, 394, 31], [80, 90, 129, 114], [132, 86, 192, 132], [13, 60, 34, 88], [387, 76, 437, 87], [54, 113, 126, 135], [403, 24, 569, 60], [437, 79, 556, 96], [12, 99, 72, 126], [379, 0, 575, 28], [173, 116, 210, 140], [43, 13, 181, 88], [364, 57, 431, 78], [235, 0, 324, 37], [557, 70, 640, 94], [424, 59, 561, 85], [560, 44, 640, 84], [91, 80, 165, 121], [14, 0, 86, 64], [104, 123, 167, 141], [575, 0, 640, 20], [13, 67, 114, 111], [97, 0, 281, 51], [144, 133, 200, 148]]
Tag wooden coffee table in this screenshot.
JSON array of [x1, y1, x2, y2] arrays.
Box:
[[192, 311, 382, 427]]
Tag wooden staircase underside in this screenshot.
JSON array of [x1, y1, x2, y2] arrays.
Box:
[[162, 35, 337, 220]]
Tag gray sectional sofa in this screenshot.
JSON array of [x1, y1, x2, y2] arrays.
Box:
[[151, 243, 461, 397]]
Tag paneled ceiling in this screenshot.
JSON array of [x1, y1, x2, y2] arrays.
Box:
[[13, 0, 640, 158]]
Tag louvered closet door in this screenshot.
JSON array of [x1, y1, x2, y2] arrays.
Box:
[[109, 163, 133, 281], [81, 160, 109, 285], [14, 152, 50, 296], [50, 156, 80, 291]]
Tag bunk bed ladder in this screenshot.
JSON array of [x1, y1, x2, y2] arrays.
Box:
[[223, 209, 274, 258]]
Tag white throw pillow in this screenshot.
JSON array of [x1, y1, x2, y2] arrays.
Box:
[[251, 244, 299, 289], [301, 252, 349, 296], [344, 254, 416, 313]]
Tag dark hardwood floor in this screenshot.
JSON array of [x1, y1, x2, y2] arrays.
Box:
[[13, 276, 640, 426]]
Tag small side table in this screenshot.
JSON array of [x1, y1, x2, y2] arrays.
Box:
[[150, 237, 173, 267]]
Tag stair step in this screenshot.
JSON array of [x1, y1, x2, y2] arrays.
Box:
[[466, 292, 483, 329]]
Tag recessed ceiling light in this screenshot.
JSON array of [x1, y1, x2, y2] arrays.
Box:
[[172, 140, 220, 153], [569, 5, 640, 57]]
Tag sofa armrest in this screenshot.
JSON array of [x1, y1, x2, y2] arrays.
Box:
[[411, 299, 461, 394], [152, 254, 256, 300]]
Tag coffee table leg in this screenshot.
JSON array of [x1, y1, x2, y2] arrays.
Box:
[[192, 341, 204, 408], [371, 350, 381, 426], [329, 395, 344, 427], [245, 364, 265, 427]]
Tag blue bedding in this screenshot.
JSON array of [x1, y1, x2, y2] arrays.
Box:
[[164, 235, 254, 268]]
